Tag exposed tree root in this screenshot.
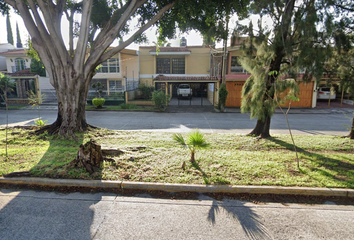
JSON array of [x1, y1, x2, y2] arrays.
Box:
[[33, 121, 99, 140]]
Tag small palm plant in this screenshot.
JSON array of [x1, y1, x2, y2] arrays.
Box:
[[173, 130, 210, 168]]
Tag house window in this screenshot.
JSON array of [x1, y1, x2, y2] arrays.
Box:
[[156, 57, 185, 74], [172, 58, 185, 74], [156, 58, 171, 74], [15, 58, 26, 72], [230, 56, 245, 73], [97, 57, 120, 73], [109, 80, 123, 92]]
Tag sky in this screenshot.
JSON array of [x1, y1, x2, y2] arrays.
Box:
[[0, 8, 246, 50]]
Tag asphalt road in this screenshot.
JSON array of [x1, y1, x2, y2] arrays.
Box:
[[0, 108, 352, 135], [0, 189, 353, 240]]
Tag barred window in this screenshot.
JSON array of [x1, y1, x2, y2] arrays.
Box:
[[156, 58, 171, 74], [172, 58, 185, 74], [156, 57, 185, 74]]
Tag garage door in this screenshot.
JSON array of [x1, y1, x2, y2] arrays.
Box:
[[282, 82, 314, 108], [225, 81, 244, 107], [225, 81, 314, 108]]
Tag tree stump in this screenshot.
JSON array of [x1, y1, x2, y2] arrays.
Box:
[[75, 139, 103, 174]]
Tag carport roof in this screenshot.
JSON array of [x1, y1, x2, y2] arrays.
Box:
[[153, 74, 219, 83]]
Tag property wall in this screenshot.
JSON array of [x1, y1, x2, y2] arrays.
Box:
[[207, 83, 215, 105], [0, 43, 15, 71], [38, 76, 53, 90]]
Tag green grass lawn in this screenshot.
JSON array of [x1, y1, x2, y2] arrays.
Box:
[[1, 127, 353, 188]]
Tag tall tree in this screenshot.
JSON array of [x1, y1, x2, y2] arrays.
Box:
[[240, 0, 329, 138], [321, 0, 354, 139], [16, 22, 22, 48], [1, 0, 175, 137], [0, 0, 249, 137], [6, 13, 13, 45]]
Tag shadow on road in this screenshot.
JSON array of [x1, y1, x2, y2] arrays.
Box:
[[0, 189, 101, 239], [206, 197, 272, 240]]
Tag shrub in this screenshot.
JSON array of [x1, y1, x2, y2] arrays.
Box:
[[35, 119, 48, 126], [92, 98, 105, 108], [138, 84, 154, 99], [218, 83, 228, 111], [152, 90, 170, 111]]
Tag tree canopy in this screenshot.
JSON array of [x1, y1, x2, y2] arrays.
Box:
[[0, 0, 250, 137], [239, 0, 333, 138]]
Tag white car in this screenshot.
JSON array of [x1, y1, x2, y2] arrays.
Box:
[[317, 87, 336, 100], [177, 84, 192, 99]]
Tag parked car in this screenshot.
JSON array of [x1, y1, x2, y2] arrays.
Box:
[[317, 87, 336, 100], [177, 84, 192, 99]]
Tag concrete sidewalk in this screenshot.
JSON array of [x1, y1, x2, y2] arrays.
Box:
[[1, 177, 353, 198]]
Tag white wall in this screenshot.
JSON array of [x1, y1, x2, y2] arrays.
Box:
[[0, 43, 15, 71], [38, 76, 54, 90]]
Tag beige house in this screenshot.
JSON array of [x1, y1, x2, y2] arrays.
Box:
[[91, 48, 139, 98], [139, 44, 218, 105]]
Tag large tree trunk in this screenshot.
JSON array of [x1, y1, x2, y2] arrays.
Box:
[[248, 115, 271, 138], [37, 66, 94, 136], [349, 116, 354, 139], [249, 0, 295, 139]]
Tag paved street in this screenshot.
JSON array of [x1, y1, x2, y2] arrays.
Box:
[[0, 188, 353, 240], [0, 107, 353, 135]]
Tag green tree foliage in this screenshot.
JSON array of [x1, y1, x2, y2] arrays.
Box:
[[0, 73, 14, 105], [6, 13, 13, 45], [239, 0, 329, 138], [138, 84, 154, 100], [157, 0, 250, 44], [30, 58, 46, 76], [320, 0, 354, 139], [218, 83, 228, 111], [16, 22, 22, 48]]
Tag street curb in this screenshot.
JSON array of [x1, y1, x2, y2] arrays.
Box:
[[1, 177, 353, 198]]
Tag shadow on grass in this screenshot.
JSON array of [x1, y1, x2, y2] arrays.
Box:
[[192, 160, 231, 185], [268, 137, 354, 187], [0, 130, 104, 239], [205, 195, 272, 240], [28, 132, 93, 179]]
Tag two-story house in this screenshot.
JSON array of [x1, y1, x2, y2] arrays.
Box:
[[0, 48, 40, 104], [90, 48, 139, 99], [139, 41, 218, 106]]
